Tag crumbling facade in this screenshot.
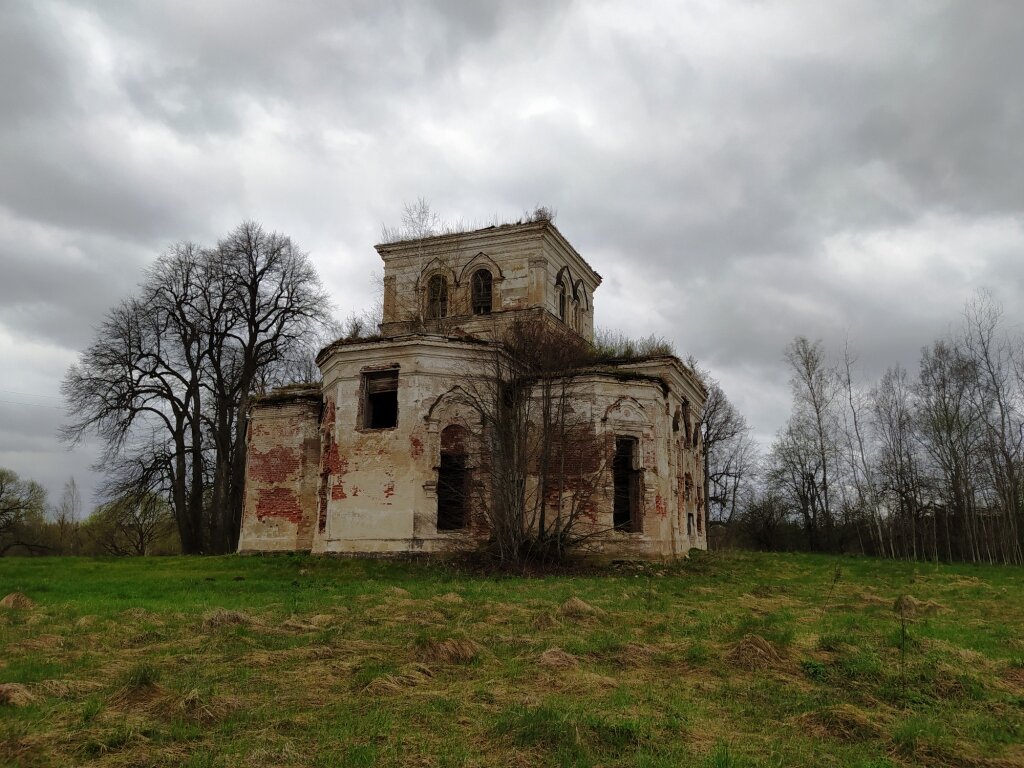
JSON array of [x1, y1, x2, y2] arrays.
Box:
[[239, 220, 707, 558]]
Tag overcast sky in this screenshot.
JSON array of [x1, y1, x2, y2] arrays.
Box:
[[2, 1, 1023, 509]]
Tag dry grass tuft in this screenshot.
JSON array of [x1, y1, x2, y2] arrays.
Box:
[[538, 647, 579, 669], [0, 592, 34, 609], [893, 594, 945, 618], [363, 663, 433, 695], [201, 608, 253, 630], [281, 617, 320, 632], [123, 607, 162, 623], [387, 586, 412, 597], [857, 592, 892, 607], [795, 704, 883, 741], [0, 683, 36, 706], [17, 634, 64, 651], [1001, 666, 1024, 694], [38, 679, 103, 699], [435, 592, 464, 604], [75, 615, 98, 629], [532, 611, 562, 630], [177, 688, 241, 723], [308, 613, 337, 627], [616, 641, 659, 667], [416, 638, 483, 665], [726, 634, 785, 670], [558, 596, 604, 618]]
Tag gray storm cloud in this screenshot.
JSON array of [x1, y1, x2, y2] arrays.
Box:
[[1, 0, 1022, 504]]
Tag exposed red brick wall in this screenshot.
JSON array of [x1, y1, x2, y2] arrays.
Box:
[[256, 487, 302, 523], [241, 397, 320, 551]]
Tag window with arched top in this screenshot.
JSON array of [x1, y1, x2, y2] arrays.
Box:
[[471, 269, 492, 315], [557, 281, 567, 322], [426, 275, 448, 319], [438, 424, 470, 530]]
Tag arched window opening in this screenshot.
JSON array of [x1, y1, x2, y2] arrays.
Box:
[[682, 401, 692, 449], [471, 269, 492, 315], [557, 281, 567, 322], [427, 275, 448, 319], [437, 425, 469, 530], [613, 436, 641, 532]]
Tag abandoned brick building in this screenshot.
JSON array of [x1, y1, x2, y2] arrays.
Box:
[[238, 220, 708, 558]]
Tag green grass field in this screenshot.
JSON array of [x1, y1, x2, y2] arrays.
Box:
[[1, 551, 1022, 767]]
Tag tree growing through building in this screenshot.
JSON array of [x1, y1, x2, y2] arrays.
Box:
[[452, 318, 612, 565]]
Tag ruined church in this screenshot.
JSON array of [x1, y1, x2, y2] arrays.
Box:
[[239, 219, 707, 558]]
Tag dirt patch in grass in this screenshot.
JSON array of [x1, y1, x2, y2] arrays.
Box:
[[538, 647, 579, 669], [416, 638, 483, 665], [0, 592, 34, 609], [0, 683, 37, 706], [726, 634, 786, 670]]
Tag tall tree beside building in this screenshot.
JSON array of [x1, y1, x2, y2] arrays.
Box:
[[62, 222, 332, 554]]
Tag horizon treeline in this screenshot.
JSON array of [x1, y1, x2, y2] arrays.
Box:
[[710, 290, 1023, 565]]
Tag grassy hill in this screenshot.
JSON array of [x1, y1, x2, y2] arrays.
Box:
[[1, 551, 1021, 767]]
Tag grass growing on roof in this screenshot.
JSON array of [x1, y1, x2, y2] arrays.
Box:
[[0, 551, 1022, 767]]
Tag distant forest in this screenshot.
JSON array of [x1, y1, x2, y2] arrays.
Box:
[[703, 290, 1023, 565]]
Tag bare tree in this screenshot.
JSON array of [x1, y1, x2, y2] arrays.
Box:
[[781, 337, 841, 548], [63, 223, 332, 554], [871, 365, 930, 560], [85, 493, 176, 556], [449, 318, 610, 565], [51, 477, 82, 555], [685, 359, 754, 526], [960, 291, 1024, 564], [0, 468, 48, 556]]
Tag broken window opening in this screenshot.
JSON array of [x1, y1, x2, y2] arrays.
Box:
[[687, 513, 695, 537], [437, 453, 468, 530], [557, 281, 567, 322], [427, 275, 448, 319], [612, 436, 641, 532], [471, 269, 493, 315], [362, 370, 398, 429]]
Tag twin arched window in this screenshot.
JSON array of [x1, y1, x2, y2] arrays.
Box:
[[427, 269, 493, 319]]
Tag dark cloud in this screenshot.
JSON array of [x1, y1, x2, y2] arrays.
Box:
[[2, 0, 1023, 504]]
